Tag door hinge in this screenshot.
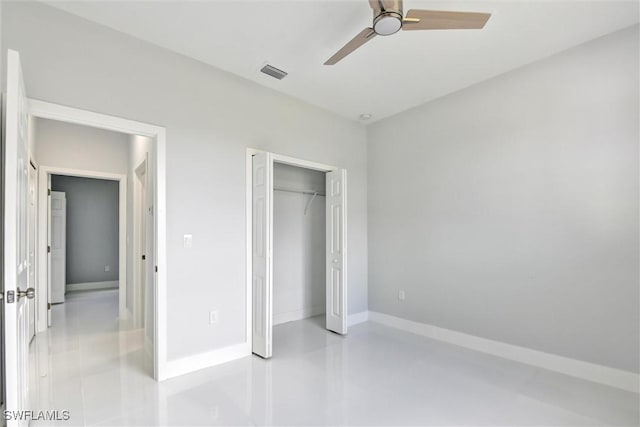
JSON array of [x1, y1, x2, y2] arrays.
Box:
[[6, 291, 15, 304], [141, 254, 146, 260], [155, 265, 158, 273], [48, 303, 51, 310], [47, 245, 51, 253], [48, 188, 51, 196]]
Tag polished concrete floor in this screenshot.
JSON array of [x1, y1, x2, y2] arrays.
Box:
[[30, 289, 638, 426]]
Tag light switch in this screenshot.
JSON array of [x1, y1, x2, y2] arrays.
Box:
[[183, 234, 193, 248], [209, 310, 218, 324]]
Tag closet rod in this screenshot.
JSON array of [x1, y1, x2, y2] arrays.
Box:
[[274, 186, 326, 197]]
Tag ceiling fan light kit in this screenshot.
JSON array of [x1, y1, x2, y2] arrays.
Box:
[[373, 11, 403, 36], [324, 0, 491, 65]]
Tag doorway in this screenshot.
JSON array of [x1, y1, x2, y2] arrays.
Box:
[[248, 150, 348, 359], [39, 167, 127, 328], [26, 99, 167, 381]]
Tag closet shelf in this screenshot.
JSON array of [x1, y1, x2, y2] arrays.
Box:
[[274, 186, 326, 197]]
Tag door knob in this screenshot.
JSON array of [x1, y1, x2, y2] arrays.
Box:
[[17, 287, 35, 300]]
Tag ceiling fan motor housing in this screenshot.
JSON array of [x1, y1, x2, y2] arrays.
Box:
[[372, 0, 403, 36]]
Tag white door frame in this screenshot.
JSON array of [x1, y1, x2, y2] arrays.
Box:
[[133, 158, 146, 328], [38, 167, 126, 311], [245, 148, 342, 351], [27, 158, 39, 342], [28, 99, 167, 381]]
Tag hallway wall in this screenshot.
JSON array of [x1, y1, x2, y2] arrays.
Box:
[[33, 118, 129, 175]]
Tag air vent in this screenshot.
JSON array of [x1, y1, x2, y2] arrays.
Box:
[[260, 64, 288, 80]]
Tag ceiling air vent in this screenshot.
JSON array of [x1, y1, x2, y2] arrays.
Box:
[[260, 64, 288, 80]]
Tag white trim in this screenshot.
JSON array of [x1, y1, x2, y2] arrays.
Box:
[[162, 343, 250, 380], [271, 153, 337, 172], [347, 310, 369, 327], [368, 311, 640, 393], [66, 281, 119, 292], [28, 99, 167, 381], [28, 156, 43, 334], [132, 157, 148, 329], [38, 166, 127, 319], [28, 99, 163, 138], [273, 306, 325, 326], [245, 149, 257, 350]]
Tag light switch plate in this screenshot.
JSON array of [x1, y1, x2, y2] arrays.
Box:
[[183, 234, 193, 248], [209, 310, 218, 324]]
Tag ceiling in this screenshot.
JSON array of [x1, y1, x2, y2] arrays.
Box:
[[44, 0, 639, 123]]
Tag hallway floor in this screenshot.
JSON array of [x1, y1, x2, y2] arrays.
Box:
[[30, 290, 638, 426]]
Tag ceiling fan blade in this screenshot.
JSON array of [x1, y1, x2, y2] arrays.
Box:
[[369, 0, 398, 11], [368, 0, 381, 11], [324, 28, 377, 65], [402, 9, 491, 30]]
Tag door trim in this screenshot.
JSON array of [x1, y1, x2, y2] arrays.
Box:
[[39, 167, 126, 313], [28, 99, 167, 381], [245, 149, 341, 351]]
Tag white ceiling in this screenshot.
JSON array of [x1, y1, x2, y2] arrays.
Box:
[[45, 0, 639, 123]]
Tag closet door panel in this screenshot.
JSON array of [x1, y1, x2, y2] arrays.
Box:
[[326, 169, 347, 334], [252, 153, 273, 358]]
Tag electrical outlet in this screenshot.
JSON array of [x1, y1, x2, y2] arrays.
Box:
[[104, 265, 110, 272], [398, 290, 406, 301], [184, 234, 193, 248], [209, 310, 218, 324]]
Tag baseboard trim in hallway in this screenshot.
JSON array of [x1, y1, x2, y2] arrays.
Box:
[[66, 280, 119, 292], [367, 310, 639, 393]]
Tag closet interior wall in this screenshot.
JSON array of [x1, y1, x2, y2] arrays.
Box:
[[273, 163, 326, 325]]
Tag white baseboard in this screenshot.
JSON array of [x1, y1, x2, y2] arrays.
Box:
[[274, 305, 325, 326], [368, 311, 639, 393], [66, 281, 119, 292], [348, 310, 369, 326], [161, 342, 250, 381]]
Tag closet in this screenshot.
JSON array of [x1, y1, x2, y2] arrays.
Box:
[[250, 151, 347, 359], [273, 163, 326, 326]]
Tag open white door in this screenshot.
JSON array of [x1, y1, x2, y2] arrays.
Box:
[[46, 174, 52, 326], [143, 153, 156, 377], [50, 191, 66, 304], [3, 49, 34, 427], [326, 169, 347, 335], [252, 152, 273, 358]]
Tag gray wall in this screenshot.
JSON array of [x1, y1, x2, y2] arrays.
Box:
[[367, 25, 639, 373], [273, 163, 326, 324], [51, 175, 119, 286], [2, 1, 368, 361]]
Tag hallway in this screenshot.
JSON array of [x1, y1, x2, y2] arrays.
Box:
[[30, 290, 151, 426], [29, 290, 638, 426]]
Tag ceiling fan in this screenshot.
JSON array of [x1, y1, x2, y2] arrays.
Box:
[[324, 0, 491, 65]]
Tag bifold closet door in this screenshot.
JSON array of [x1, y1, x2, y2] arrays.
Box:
[[252, 152, 273, 358], [326, 169, 347, 335]]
